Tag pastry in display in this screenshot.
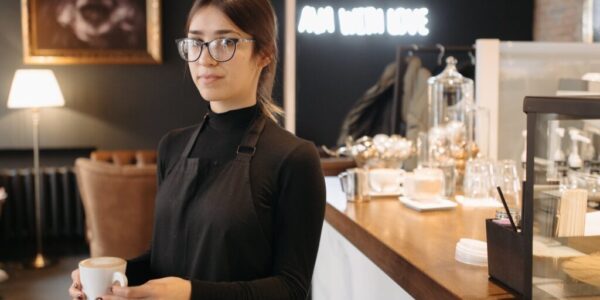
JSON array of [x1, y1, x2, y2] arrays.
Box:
[[562, 252, 600, 287]]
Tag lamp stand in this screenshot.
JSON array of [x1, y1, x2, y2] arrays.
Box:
[[27, 108, 53, 269]]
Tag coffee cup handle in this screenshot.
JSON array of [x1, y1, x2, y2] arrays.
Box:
[[112, 271, 128, 287], [338, 172, 348, 192]]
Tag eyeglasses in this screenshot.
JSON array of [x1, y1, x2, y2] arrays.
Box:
[[175, 37, 255, 63]]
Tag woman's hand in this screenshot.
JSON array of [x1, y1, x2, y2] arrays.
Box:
[[68, 269, 83, 300], [102, 277, 191, 300]]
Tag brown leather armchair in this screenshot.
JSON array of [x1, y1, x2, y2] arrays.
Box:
[[75, 150, 157, 259]]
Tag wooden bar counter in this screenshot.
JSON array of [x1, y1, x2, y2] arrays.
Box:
[[322, 195, 515, 299]]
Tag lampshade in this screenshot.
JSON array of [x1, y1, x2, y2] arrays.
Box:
[[7, 69, 65, 109]]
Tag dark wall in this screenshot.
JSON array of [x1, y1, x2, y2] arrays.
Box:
[[0, 1, 284, 167], [296, 0, 534, 146]]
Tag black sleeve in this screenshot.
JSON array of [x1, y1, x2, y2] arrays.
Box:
[[126, 132, 172, 285], [189, 142, 326, 299], [125, 250, 151, 286]]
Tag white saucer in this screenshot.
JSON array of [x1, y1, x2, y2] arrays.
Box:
[[369, 189, 403, 197], [398, 196, 457, 211]]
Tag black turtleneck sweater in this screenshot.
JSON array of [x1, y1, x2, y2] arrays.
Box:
[[126, 105, 326, 300], [187, 105, 259, 189]]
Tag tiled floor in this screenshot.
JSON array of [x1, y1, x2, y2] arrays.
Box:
[[0, 255, 85, 300]]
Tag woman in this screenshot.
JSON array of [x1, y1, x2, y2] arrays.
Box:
[[68, 0, 326, 299]]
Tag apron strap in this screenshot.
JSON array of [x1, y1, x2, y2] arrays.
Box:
[[181, 113, 209, 159], [236, 116, 266, 161]]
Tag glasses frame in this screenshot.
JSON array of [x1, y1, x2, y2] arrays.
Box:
[[175, 37, 255, 63]]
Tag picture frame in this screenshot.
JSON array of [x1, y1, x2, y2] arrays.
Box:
[[21, 0, 162, 65]]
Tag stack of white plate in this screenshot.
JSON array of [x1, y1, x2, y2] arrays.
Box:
[[455, 238, 488, 267]]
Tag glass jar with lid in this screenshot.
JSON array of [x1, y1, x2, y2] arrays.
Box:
[[425, 56, 477, 194]]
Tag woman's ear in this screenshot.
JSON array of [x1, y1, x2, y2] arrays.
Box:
[[256, 52, 271, 69]]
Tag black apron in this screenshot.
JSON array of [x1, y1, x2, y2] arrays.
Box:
[[151, 114, 271, 281]]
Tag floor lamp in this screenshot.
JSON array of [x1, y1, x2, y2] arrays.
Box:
[[7, 69, 65, 269]]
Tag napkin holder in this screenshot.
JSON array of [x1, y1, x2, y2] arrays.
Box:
[[485, 219, 526, 296]]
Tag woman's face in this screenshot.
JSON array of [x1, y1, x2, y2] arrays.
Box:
[[187, 5, 265, 110]]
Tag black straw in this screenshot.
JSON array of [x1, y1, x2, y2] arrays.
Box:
[[496, 186, 518, 232]]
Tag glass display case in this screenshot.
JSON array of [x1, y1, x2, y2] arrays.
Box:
[[525, 96, 600, 299], [487, 96, 600, 299]]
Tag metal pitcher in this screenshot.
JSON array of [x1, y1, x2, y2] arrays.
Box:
[[338, 168, 369, 202]]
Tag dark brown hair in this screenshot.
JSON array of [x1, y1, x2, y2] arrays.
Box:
[[186, 0, 283, 121]]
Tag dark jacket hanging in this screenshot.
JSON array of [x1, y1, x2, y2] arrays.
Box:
[[336, 62, 406, 145]]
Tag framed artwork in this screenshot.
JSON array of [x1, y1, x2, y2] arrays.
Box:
[[21, 0, 162, 64]]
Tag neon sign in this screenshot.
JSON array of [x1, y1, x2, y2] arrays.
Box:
[[298, 6, 430, 36]]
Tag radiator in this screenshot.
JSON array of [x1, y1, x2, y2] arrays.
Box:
[[0, 167, 86, 245]]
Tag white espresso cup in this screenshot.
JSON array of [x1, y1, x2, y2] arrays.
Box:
[[79, 257, 128, 299], [368, 168, 404, 194], [404, 168, 445, 201]]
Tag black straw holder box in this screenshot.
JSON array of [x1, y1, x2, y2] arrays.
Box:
[[486, 219, 526, 296]]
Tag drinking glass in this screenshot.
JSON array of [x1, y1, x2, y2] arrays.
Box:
[[492, 160, 521, 209], [463, 159, 494, 199]]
